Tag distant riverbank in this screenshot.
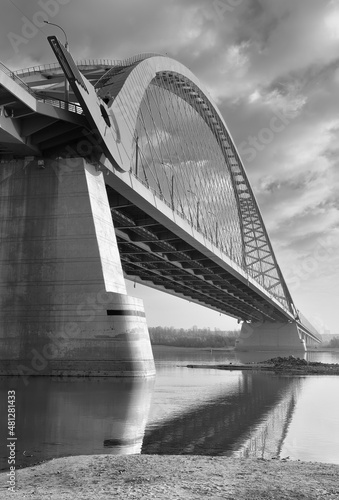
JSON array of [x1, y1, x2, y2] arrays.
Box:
[[152, 344, 235, 353], [149, 326, 239, 349], [152, 344, 339, 354]]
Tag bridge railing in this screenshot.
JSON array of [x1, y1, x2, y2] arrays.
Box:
[[36, 96, 84, 115], [13, 59, 117, 77], [134, 172, 231, 255], [0, 61, 37, 98], [0, 60, 84, 115], [13, 54, 163, 78]]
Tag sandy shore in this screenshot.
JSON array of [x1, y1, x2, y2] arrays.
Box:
[[1, 455, 338, 499]]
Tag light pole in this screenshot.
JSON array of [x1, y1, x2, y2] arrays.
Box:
[[44, 21, 69, 105]]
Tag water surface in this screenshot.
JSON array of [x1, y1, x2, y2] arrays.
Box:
[[1, 347, 338, 469]]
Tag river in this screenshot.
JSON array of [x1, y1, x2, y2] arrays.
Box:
[[1, 347, 339, 470]]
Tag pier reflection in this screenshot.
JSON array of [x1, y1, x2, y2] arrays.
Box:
[[0, 377, 154, 470], [142, 373, 301, 458]]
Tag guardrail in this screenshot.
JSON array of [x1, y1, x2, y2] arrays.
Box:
[[36, 96, 83, 115], [13, 59, 115, 77], [0, 60, 83, 115], [0, 61, 37, 98], [12, 54, 163, 78]]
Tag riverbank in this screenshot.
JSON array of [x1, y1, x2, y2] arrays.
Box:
[[1, 454, 338, 499], [187, 355, 339, 374]]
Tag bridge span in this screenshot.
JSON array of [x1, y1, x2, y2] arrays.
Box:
[[0, 37, 321, 376]]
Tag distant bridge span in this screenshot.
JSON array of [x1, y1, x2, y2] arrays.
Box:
[[0, 39, 320, 377]]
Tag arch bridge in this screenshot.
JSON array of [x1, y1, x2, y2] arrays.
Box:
[[0, 38, 321, 377]]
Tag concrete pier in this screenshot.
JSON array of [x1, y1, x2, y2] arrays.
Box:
[[0, 158, 155, 377], [235, 322, 306, 352]]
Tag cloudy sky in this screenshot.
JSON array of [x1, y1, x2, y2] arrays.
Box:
[[1, 0, 338, 333]]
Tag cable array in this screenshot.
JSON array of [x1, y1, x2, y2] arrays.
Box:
[[97, 59, 293, 313]]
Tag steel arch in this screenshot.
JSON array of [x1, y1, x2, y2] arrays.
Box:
[[95, 55, 294, 315]]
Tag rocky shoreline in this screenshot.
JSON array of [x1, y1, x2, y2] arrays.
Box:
[[187, 355, 339, 375], [1, 454, 338, 499]]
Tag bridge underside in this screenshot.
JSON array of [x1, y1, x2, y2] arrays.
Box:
[[107, 187, 290, 324], [106, 184, 319, 354]]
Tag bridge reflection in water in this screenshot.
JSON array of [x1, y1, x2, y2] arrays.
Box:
[[142, 373, 300, 458], [0, 371, 300, 469], [0, 377, 154, 470]]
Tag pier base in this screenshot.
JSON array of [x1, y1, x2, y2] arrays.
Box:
[[235, 322, 306, 352], [0, 158, 155, 377]]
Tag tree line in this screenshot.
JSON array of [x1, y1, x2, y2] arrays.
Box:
[[148, 326, 240, 348], [148, 327, 339, 349]]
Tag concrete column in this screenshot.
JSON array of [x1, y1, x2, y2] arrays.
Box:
[[235, 321, 306, 352], [0, 158, 155, 377]]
